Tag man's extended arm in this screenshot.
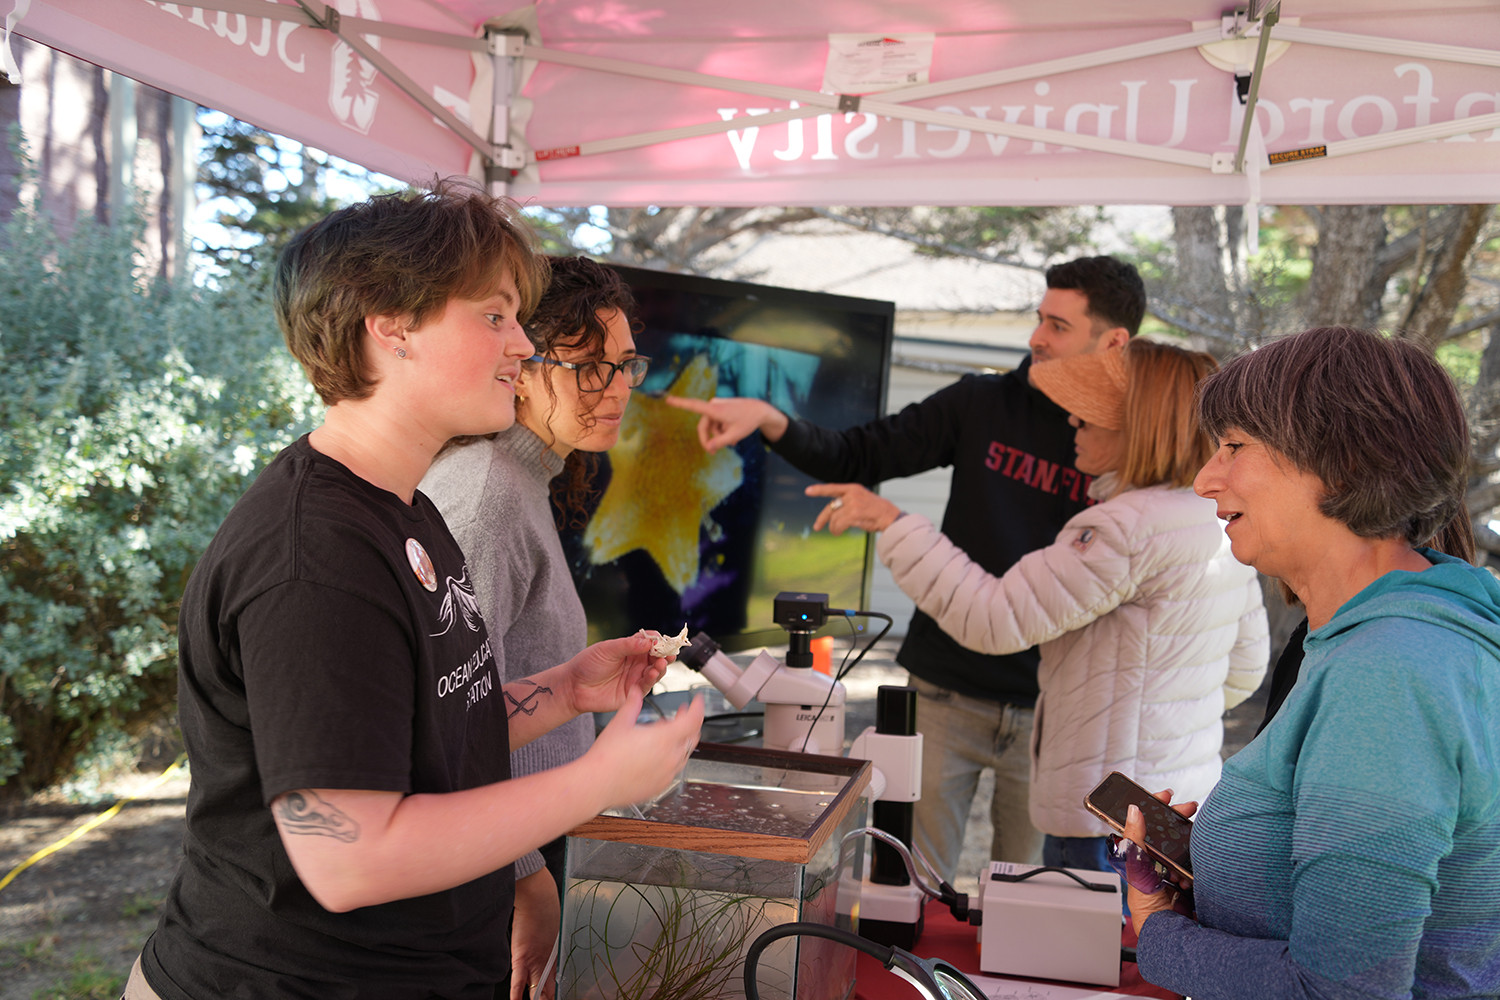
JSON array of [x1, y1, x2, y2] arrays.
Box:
[[664, 396, 788, 452], [667, 377, 976, 486]]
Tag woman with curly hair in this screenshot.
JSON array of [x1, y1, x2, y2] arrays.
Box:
[[420, 255, 650, 998]]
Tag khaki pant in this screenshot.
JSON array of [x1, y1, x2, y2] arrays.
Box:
[[908, 675, 1044, 877], [122, 955, 163, 1000]]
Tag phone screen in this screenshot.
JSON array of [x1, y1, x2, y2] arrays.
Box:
[[1084, 771, 1193, 876]]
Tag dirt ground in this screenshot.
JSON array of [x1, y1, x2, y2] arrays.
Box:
[[0, 647, 1268, 1000], [0, 653, 906, 1000], [0, 764, 190, 1000]]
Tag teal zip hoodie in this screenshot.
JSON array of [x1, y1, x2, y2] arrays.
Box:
[[1137, 549, 1500, 1000]]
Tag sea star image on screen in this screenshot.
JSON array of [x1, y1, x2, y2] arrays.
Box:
[[584, 354, 744, 594]]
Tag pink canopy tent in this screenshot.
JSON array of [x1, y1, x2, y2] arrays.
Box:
[[7, 0, 1499, 207]]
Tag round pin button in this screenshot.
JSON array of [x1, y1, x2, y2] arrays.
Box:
[[406, 538, 437, 592]]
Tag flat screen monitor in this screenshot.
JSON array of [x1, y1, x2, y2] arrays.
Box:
[[557, 266, 894, 651]]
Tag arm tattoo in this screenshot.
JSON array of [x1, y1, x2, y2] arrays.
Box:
[[505, 679, 553, 719], [275, 790, 361, 843]]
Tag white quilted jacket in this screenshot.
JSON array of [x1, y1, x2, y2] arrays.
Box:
[[878, 479, 1268, 838]]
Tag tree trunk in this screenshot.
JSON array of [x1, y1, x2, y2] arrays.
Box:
[[1304, 206, 1387, 329], [1155, 207, 1250, 356], [1169, 207, 1234, 346]]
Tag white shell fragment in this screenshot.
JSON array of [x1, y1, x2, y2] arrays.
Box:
[[650, 624, 690, 659]]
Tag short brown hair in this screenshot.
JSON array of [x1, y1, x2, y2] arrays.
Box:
[[1046, 256, 1147, 337], [1118, 339, 1219, 489], [273, 177, 548, 404], [1197, 327, 1472, 557]]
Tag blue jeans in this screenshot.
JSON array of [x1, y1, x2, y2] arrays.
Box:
[[909, 675, 1044, 881], [1043, 834, 1112, 873], [1044, 835, 1129, 916]]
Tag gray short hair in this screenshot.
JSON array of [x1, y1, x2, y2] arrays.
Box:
[[1197, 327, 1470, 553]]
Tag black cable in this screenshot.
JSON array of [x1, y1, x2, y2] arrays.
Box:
[[743, 923, 893, 1000], [701, 711, 765, 723], [989, 866, 1118, 893], [798, 609, 894, 753], [834, 610, 894, 683]]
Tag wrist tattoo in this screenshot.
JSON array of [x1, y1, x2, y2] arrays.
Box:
[[275, 790, 361, 843], [505, 679, 553, 718]]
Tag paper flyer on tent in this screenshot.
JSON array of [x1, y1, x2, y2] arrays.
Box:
[[823, 32, 934, 93]]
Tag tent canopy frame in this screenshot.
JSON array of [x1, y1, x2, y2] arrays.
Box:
[[8, 0, 1497, 204]]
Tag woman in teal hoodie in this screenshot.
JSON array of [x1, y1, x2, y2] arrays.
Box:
[[1127, 326, 1500, 1000]]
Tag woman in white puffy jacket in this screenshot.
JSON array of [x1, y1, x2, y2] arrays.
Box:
[[811, 340, 1268, 875]]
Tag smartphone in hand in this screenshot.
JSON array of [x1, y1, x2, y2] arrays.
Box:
[[1083, 771, 1194, 885]]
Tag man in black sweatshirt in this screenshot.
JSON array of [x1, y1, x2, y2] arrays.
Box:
[[668, 256, 1145, 876]]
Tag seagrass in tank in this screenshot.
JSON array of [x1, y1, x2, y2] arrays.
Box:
[[559, 742, 871, 1000]]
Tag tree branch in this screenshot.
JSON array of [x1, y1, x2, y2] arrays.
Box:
[[1372, 207, 1462, 288], [1146, 292, 1241, 345], [1402, 205, 1494, 352], [1444, 306, 1500, 342]]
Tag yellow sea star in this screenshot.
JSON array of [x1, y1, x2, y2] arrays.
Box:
[[584, 355, 744, 594]]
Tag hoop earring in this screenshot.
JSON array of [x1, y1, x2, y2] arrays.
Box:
[[395, 348, 407, 359]]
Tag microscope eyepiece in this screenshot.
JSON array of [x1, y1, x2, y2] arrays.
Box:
[[677, 631, 720, 671]]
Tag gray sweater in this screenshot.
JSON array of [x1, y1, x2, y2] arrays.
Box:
[[419, 426, 593, 879]]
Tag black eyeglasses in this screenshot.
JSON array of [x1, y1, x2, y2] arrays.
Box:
[[527, 354, 650, 393]]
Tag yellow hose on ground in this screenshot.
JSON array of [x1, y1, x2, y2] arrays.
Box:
[[0, 754, 188, 896]]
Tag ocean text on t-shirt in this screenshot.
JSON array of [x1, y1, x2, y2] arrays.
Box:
[[438, 637, 497, 711], [985, 440, 1094, 503]]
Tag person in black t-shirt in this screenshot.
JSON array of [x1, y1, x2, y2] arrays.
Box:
[[126, 181, 704, 1000], [666, 257, 1144, 876]]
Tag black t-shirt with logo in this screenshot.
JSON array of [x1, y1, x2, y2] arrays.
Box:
[[143, 436, 513, 999]]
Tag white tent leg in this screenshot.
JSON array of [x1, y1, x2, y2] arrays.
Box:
[[486, 29, 526, 197]]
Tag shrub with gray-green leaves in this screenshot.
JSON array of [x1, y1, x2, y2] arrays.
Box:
[[0, 204, 320, 798]]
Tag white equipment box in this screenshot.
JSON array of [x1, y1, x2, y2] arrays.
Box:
[[977, 861, 1123, 987]]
